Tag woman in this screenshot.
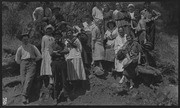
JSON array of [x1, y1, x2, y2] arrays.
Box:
[[103, 4, 113, 32], [104, 20, 118, 72], [114, 27, 127, 83], [65, 29, 86, 93], [92, 21, 105, 72], [40, 24, 55, 90]]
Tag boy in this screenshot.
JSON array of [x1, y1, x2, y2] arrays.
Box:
[[15, 33, 42, 104]]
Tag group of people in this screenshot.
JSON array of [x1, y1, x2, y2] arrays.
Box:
[[15, 1, 161, 104]]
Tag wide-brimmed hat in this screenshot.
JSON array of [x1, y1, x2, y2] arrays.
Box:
[[107, 20, 116, 29], [44, 24, 54, 32], [127, 4, 135, 8], [17, 33, 29, 41]]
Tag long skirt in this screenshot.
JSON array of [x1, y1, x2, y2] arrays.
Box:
[[40, 50, 52, 76], [92, 42, 105, 61], [66, 58, 86, 81], [104, 47, 115, 62]]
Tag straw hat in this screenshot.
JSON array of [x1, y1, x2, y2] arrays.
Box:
[[127, 4, 135, 8], [44, 24, 54, 32]]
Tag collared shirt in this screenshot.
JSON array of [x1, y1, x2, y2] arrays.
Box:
[[83, 22, 95, 32], [104, 27, 118, 46], [65, 38, 82, 59], [15, 44, 42, 64], [113, 9, 119, 20], [129, 12, 135, 20], [92, 6, 103, 21], [91, 24, 103, 43]]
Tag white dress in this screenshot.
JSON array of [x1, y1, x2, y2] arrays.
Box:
[[104, 28, 118, 62], [40, 35, 55, 76], [114, 34, 127, 72]]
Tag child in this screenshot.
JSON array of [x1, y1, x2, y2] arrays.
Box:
[[104, 20, 118, 72], [15, 33, 42, 104], [114, 27, 127, 84]]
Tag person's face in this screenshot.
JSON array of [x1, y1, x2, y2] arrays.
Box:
[[109, 23, 114, 30], [145, 3, 150, 9], [46, 28, 53, 35], [104, 4, 108, 11], [85, 17, 91, 23], [128, 6, 134, 12], [116, 3, 120, 10], [118, 27, 124, 36], [67, 30, 73, 37], [121, 3, 126, 10], [22, 36, 29, 45]]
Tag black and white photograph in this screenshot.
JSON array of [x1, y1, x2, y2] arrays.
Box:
[[2, 1, 179, 106]]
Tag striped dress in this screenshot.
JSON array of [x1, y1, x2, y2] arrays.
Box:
[[65, 38, 86, 80]]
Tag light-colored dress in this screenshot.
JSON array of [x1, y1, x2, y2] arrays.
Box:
[[40, 35, 55, 76], [92, 24, 104, 61], [114, 34, 127, 72], [104, 27, 118, 62], [65, 38, 86, 80]]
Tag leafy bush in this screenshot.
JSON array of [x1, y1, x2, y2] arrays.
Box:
[[2, 9, 22, 38]]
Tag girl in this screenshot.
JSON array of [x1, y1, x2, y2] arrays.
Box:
[[104, 20, 118, 72], [40, 24, 55, 90], [114, 27, 127, 84]]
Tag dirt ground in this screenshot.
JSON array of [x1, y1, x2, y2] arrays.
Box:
[[2, 33, 178, 106]]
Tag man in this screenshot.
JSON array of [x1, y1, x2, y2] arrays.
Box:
[[51, 7, 65, 26], [50, 36, 70, 103], [15, 33, 42, 104], [92, 2, 104, 26], [141, 1, 161, 50], [141, 1, 161, 66], [113, 3, 121, 27], [117, 2, 132, 40]]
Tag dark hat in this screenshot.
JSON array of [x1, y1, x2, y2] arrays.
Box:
[[107, 20, 116, 29], [117, 49, 127, 61], [17, 33, 29, 41], [52, 7, 60, 12]]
